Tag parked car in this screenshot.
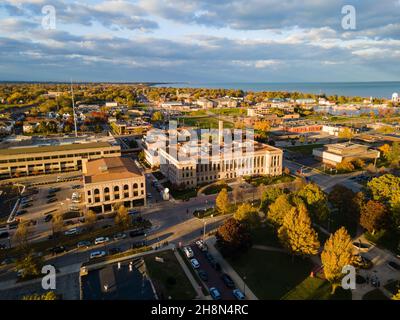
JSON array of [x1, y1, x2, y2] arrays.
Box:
[[387, 261, 400, 271], [21, 203, 32, 209], [0, 231, 9, 239], [47, 198, 57, 204], [46, 194, 56, 199], [129, 229, 145, 238], [190, 258, 200, 269], [0, 244, 6, 250], [198, 270, 208, 281], [195, 239, 208, 252], [90, 251, 106, 260], [94, 237, 110, 245], [64, 228, 79, 236], [211, 260, 222, 272], [232, 289, 246, 300], [209, 287, 221, 300], [221, 273, 235, 288], [77, 241, 91, 249], [16, 210, 27, 216], [50, 246, 66, 254], [113, 233, 127, 241], [128, 209, 140, 215], [44, 214, 53, 222], [183, 246, 194, 258]]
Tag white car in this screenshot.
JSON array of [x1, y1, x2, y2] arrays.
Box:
[[64, 228, 79, 236], [89, 251, 106, 260], [94, 237, 110, 245], [183, 246, 194, 258], [195, 240, 208, 252], [190, 258, 200, 269]]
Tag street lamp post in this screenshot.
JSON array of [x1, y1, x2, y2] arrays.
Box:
[[243, 276, 246, 295], [203, 221, 206, 240]]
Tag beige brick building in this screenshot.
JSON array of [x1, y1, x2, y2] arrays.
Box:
[[0, 141, 121, 179], [83, 157, 146, 214]]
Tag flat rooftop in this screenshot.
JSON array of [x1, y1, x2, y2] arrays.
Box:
[[0, 141, 115, 156], [84, 157, 143, 184]]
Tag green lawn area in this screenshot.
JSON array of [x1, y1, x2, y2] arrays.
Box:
[[179, 116, 233, 129], [144, 250, 197, 300], [228, 249, 314, 299], [285, 144, 324, 155], [362, 289, 390, 300], [244, 174, 295, 187], [282, 277, 352, 300], [209, 108, 246, 116], [251, 224, 281, 248], [202, 183, 232, 195], [161, 181, 198, 200], [364, 229, 400, 255]]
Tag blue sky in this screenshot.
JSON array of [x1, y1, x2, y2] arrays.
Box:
[[1, 0, 400, 82]]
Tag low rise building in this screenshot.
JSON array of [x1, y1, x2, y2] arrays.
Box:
[[312, 142, 380, 166], [83, 157, 146, 214], [110, 120, 151, 136], [0, 137, 121, 179]]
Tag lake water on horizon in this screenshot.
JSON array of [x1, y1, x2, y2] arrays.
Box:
[[155, 82, 400, 99]]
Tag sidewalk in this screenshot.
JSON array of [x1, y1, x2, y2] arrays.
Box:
[[205, 237, 259, 300]]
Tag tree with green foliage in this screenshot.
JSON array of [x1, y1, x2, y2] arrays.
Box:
[[360, 200, 389, 234], [85, 210, 97, 229], [216, 188, 231, 215], [267, 194, 295, 227], [233, 203, 260, 228], [338, 128, 354, 142], [278, 203, 320, 258], [260, 187, 284, 211], [15, 251, 43, 280], [296, 183, 329, 222], [13, 222, 30, 250], [321, 227, 355, 294]]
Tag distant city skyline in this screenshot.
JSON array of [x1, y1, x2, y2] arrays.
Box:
[[1, 0, 400, 82]]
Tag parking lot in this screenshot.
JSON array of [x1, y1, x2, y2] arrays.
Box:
[[185, 241, 239, 300]]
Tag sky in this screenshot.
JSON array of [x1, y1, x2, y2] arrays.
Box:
[[0, 0, 400, 83]]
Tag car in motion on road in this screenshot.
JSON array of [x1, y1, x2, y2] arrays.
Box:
[[94, 236, 110, 245], [190, 258, 200, 269], [209, 287, 221, 300], [90, 250, 107, 260], [221, 273, 235, 288], [183, 246, 194, 258], [44, 214, 53, 222], [232, 289, 245, 300]]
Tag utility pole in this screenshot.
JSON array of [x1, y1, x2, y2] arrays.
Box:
[[70, 79, 78, 137]]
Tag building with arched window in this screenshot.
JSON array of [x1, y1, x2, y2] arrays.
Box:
[[83, 157, 146, 214]]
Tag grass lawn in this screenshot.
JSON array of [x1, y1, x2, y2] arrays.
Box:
[[283, 277, 352, 300], [244, 174, 295, 187], [364, 229, 400, 255], [161, 181, 198, 200], [144, 250, 197, 300], [202, 183, 232, 195], [209, 108, 247, 116], [285, 144, 324, 155], [228, 249, 314, 299], [180, 116, 233, 129], [362, 289, 390, 300], [251, 224, 281, 248]]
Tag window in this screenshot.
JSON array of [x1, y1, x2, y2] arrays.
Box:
[[104, 187, 110, 194], [114, 186, 119, 192], [123, 184, 129, 191], [94, 189, 100, 195], [133, 183, 138, 189]]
